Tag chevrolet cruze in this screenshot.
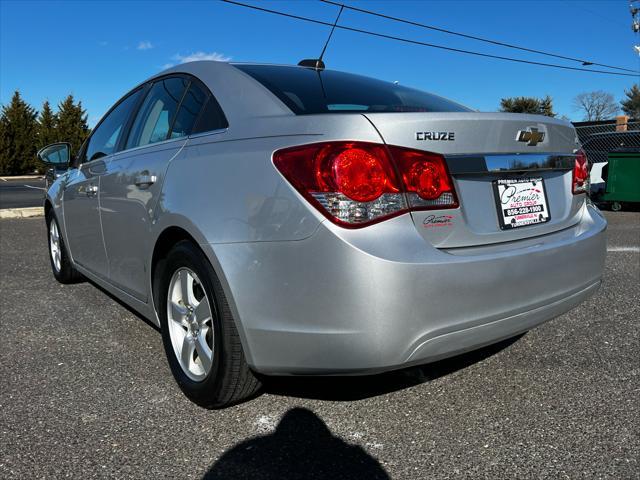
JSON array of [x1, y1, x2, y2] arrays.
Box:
[[40, 61, 607, 408]]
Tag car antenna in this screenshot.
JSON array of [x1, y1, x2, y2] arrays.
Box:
[[298, 4, 344, 70]]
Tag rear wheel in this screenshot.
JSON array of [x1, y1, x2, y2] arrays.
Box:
[[156, 241, 261, 408], [46, 211, 83, 284]]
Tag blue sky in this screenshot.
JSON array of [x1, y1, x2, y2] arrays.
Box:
[[1, 0, 638, 126]]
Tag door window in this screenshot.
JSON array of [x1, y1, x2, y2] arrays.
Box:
[[84, 88, 144, 162], [126, 77, 187, 149]]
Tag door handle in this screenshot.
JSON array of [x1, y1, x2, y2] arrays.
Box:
[[134, 174, 157, 188], [86, 184, 98, 196]]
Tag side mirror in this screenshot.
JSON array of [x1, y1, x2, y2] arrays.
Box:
[[38, 142, 71, 167]]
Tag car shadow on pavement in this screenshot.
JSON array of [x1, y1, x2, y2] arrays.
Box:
[[202, 407, 390, 480], [261, 335, 523, 402]]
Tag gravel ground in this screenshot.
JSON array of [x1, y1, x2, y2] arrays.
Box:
[[0, 211, 638, 479]]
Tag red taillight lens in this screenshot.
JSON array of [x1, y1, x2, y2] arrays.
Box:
[[572, 149, 589, 195], [274, 142, 405, 227], [410, 162, 441, 199], [273, 141, 457, 228], [328, 148, 389, 202], [388, 146, 458, 209]]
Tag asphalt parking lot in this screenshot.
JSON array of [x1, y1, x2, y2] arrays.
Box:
[[0, 211, 638, 479], [0, 177, 46, 209]]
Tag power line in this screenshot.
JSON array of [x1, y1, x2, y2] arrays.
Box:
[[560, 0, 629, 29], [220, 0, 640, 77], [321, 0, 637, 74]]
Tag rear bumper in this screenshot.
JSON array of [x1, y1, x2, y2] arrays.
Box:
[[210, 204, 607, 375], [405, 279, 599, 366]]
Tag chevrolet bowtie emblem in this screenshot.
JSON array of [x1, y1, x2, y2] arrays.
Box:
[[516, 127, 545, 146]]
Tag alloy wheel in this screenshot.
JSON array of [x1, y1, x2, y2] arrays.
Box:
[[49, 220, 61, 272], [166, 268, 215, 381]]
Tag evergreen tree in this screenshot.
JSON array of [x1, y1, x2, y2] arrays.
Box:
[[37, 100, 59, 149], [0, 91, 38, 174], [620, 84, 640, 119], [56, 94, 89, 157], [0, 115, 8, 175], [539, 95, 556, 117], [500, 96, 556, 117]]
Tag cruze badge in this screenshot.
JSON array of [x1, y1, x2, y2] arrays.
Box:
[[516, 127, 545, 146], [416, 131, 455, 141]]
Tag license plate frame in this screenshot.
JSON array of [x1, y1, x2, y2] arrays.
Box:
[[492, 177, 551, 230]]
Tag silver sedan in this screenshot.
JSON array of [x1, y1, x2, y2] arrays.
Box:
[[40, 61, 607, 408]]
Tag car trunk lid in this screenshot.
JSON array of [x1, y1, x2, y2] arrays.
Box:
[[364, 112, 583, 248]]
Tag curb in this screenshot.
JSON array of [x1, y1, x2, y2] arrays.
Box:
[[0, 175, 44, 181], [0, 207, 44, 219]]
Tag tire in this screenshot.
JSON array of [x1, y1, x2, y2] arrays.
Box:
[[156, 240, 261, 408], [46, 211, 83, 284], [611, 201, 622, 212]]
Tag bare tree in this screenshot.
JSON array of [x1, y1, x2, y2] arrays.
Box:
[[573, 91, 619, 121]]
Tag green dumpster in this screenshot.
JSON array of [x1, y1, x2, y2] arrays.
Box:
[[602, 149, 640, 211]]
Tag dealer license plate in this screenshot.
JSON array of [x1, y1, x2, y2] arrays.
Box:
[[493, 177, 550, 230]]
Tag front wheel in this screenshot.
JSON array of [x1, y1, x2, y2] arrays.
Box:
[[156, 241, 261, 408]]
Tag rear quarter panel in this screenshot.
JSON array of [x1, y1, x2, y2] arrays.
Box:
[[157, 114, 383, 244], [150, 113, 384, 362]]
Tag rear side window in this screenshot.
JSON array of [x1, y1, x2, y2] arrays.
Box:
[[170, 82, 207, 138], [84, 88, 143, 162], [176, 77, 228, 134], [126, 77, 187, 148], [234, 64, 472, 114], [192, 94, 228, 133]]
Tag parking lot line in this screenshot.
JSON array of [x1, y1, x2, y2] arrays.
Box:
[[607, 246, 640, 253]]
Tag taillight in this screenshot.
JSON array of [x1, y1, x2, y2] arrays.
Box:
[[273, 141, 458, 228], [572, 149, 589, 195], [388, 145, 458, 209], [273, 142, 406, 227]]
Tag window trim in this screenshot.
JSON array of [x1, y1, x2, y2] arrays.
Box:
[[122, 74, 222, 150], [76, 85, 148, 166], [122, 76, 188, 150], [187, 127, 229, 141], [80, 72, 229, 164], [115, 83, 150, 154], [166, 78, 192, 141], [72, 138, 88, 169], [110, 135, 188, 159]]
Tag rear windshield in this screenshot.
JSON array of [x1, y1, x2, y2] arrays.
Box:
[[234, 64, 472, 115]]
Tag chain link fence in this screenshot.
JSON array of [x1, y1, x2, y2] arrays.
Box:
[[574, 121, 640, 164], [573, 120, 639, 204]]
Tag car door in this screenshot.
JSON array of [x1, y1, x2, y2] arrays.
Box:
[[63, 88, 144, 277], [99, 75, 213, 301]]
